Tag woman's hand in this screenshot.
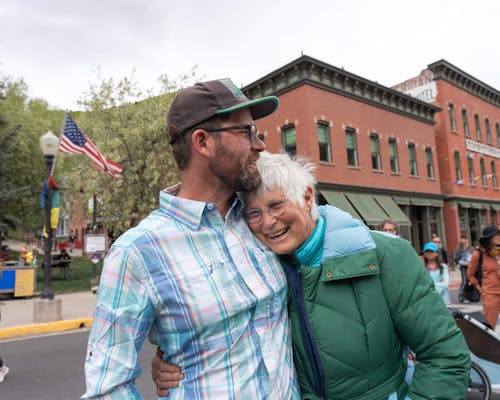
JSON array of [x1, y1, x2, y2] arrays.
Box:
[[151, 347, 185, 397]]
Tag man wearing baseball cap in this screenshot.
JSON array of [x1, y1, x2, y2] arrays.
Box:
[[83, 79, 300, 399]]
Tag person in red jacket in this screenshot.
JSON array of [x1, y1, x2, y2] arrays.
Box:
[[467, 226, 500, 329]]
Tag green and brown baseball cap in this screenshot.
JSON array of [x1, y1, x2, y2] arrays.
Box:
[[167, 78, 278, 144]]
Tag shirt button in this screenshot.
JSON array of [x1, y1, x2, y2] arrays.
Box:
[[326, 271, 333, 278], [369, 264, 376, 270], [207, 204, 214, 210]]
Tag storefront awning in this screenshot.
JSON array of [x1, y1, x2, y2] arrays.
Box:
[[373, 195, 411, 226], [320, 190, 362, 220], [393, 196, 411, 205], [458, 201, 471, 208], [410, 197, 432, 206], [492, 204, 500, 211], [344, 193, 389, 226], [429, 199, 443, 207]]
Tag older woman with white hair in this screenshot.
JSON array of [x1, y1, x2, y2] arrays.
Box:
[[152, 151, 470, 400]]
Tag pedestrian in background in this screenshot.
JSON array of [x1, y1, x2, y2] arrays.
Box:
[[422, 242, 450, 304], [69, 230, 76, 253], [380, 218, 398, 235], [455, 237, 472, 303], [467, 226, 500, 329], [432, 235, 449, 266], [0, 304, 9, 382]]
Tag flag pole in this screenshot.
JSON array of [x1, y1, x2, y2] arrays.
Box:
[[49, 113, 69, 177]]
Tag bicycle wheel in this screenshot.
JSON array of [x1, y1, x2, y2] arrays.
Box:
[[468, 360, 492, 400]]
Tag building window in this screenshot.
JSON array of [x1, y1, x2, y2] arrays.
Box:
[[462, 108, 469, 137], [281, 124, 296, 157], [491, 161, 498, 189], [485, 118, 492, 145], [474, 114, 481, 141], [480, 158, 487, 187], [388, 138, 399, 173], [370, 133, 381, 170], [317, 121, 331, 162], [496, 122, 500, 146], [454, 151, 463, 183], [448, 103, 456, 132], [425, 147, 435, 178], [345, 128, 358, 167], [468, 156, 475, 185], [408, 143, 418, 176]]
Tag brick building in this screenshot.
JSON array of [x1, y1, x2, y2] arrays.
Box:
[[243, 55, 444, 251], [393, 60, 500, 253]]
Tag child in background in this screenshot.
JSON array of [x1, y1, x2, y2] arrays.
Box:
[[422, 242, 450, 304]]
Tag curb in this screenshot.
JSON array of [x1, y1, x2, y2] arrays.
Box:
[[0, 317, 93, 340]]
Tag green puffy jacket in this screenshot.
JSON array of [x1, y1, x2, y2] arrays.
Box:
[[283, 206, 470, 400]]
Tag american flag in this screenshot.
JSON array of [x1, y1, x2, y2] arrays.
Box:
[[59, 114, 123, 178]]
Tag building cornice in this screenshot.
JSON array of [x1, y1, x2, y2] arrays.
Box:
[[427, 59, 500, 107], [243, 55, 440, 125]]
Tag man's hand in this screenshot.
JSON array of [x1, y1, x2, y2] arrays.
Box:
[[151, 347, 184, 397]]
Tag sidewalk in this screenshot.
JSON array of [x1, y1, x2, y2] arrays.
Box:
[[0, 242, 496, 339], [1, 239, 94, 339]]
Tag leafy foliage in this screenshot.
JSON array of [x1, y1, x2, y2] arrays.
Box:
[[0, 75, 65, 241], [0, 68, 199, 240], [61, 72, 201, 234]]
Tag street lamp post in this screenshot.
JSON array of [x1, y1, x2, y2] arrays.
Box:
[[39, 131, 59, 300]]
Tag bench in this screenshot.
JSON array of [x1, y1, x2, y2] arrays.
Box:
[[51, 255, 74, 279]]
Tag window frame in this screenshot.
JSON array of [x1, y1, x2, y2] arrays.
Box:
[[369, 133, 382, 170], [462, 108, 470, 137], [317, 121, 332, 162], [281, 124, 296, 157], [345, 128, 358, 167], [448, 103, 457, 132], [425, 147, 435, 178], [408, 143, 418, 176], [480, 157, 488, 187], [468, 156, 475, 185], [491, 160, 498, 189], [485, 118, 492, 145], [474, 114, 481, 141], [454, 151, 463, 182], [388, 138, 399, 173]]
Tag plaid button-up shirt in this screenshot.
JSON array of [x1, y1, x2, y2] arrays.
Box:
[[83, 186, 299, 399]]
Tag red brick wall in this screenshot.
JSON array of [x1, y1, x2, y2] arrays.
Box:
[[257, 84, 441, 195]]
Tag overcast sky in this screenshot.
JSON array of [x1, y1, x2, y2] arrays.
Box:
[[0, 0, 498, 110]]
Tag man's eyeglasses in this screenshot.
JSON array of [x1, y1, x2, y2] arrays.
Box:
[[244, 199, 288, 225], [204, 125, 263, 143]]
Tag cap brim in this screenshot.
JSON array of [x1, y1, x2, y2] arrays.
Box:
[[216, 96, 278, 120]]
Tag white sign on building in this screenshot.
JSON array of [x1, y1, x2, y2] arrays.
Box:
[[466, 139, 500, 159]]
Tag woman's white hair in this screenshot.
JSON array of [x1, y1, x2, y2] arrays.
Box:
[[242, 151, 319, 221]]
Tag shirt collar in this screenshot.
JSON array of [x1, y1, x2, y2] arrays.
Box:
[[160, 184, 244, 229]]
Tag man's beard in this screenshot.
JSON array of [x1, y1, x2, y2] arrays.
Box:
[[210, 143, 261, 192]]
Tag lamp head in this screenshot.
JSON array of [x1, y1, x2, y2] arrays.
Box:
[[40, 131, 59, 156]]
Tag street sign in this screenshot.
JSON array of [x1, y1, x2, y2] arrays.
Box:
[[83, 234, 107, 255]]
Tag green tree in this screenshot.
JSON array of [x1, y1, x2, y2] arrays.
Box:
[[0, 73, 67, 242], [62, 72, 198, 234]]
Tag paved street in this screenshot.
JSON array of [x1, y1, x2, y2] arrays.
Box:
[[0, 330, 157, 400], [0, 286, 498, 399]]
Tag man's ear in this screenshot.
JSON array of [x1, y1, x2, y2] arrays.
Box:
[[191, 129, 214, 157]]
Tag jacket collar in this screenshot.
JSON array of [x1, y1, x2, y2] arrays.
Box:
[[318, 205, 379, 281]]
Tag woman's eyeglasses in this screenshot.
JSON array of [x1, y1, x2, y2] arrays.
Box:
[[245, 199, 288, 224]]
